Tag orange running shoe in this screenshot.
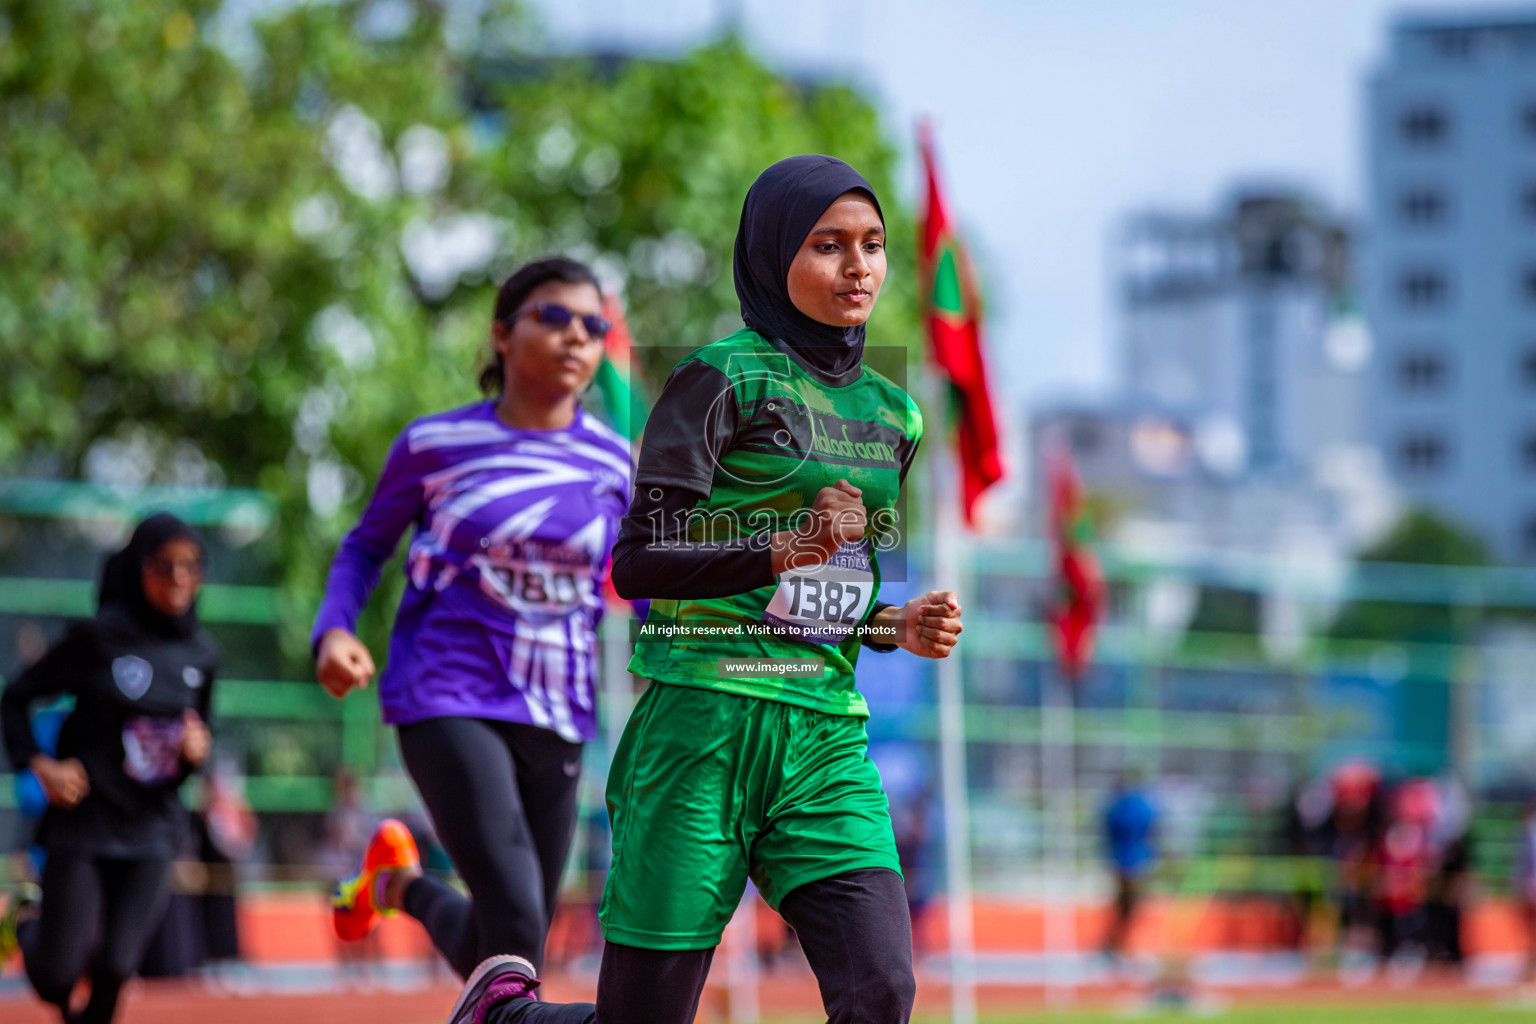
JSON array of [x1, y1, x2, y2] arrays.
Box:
[[331, 818, 420, 942]]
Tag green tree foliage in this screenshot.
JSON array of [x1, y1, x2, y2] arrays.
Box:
[[1, 0, 916, 665], [1354, 508, 1491, 568], [1330, 508, 1491, 644], [461, 41, 919, 388]]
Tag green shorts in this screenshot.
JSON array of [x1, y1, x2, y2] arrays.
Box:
[[598, 681, 901, 950]]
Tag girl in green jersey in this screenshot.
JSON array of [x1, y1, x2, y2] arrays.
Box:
[[442, 155, 963, 1024]]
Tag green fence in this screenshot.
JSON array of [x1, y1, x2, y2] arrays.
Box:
[[3, 478, 1533, 903]]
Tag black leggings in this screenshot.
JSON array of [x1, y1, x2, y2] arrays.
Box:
[[492, 867, 915, 1024], [397, 716, 583, 977], [21, 852, 173, 1024]]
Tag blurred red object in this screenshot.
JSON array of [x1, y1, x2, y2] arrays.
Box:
[[1394, 776, 1439, 826], [1380, 820, 1430, 914], [919, 123, 1004, 526], [1330, 760, 1381, 812], [1047, 443, 1104, 682]]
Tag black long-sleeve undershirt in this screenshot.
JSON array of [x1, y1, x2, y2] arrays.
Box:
[[610, 359, 775, 603], [610, 484, 775, 601]]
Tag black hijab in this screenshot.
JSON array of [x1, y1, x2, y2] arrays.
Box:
[[733, 155, 885, 381], [98, 512, 205, 640]]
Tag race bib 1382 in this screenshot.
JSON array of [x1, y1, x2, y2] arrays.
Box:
[[761, 542, 875, 644]]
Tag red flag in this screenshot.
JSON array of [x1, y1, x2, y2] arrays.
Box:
[[919, 123, 1005, 526], [1048, 444, 1104, 681], [593, 292, 647, 439]]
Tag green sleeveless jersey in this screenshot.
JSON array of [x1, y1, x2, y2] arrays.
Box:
[[629, 329, 922, 717]]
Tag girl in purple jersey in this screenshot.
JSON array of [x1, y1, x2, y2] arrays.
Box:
[[314, 257, 632, 978]]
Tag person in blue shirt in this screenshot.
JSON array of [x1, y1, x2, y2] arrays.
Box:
[[1102, 774, 1159, 960]]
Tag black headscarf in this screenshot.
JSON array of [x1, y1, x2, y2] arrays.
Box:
[[733, 155, 885, 380], [98, 512, 205, 640]]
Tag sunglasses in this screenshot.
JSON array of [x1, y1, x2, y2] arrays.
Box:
[[504, 302, 612, 342], [145, 556, 205, 581]]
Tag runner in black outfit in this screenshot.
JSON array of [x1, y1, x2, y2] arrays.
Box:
[[0, 513, 217, 1024]]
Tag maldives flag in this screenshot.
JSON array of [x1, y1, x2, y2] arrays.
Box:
[[919, 124, 1004, 526], [1048, 444, 1104, 682], [592, 292, 647, 439]]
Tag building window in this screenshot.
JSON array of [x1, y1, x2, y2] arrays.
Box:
[[1399, 268, 1448, 308], [1522, 433, 1536, 471], [1399, 187, 1447, 225], [1522, 184, 1536, 221], [1523, 102, 1536, 140], [1399, 352, 1447, 391], [1523, 267, 1536, 305], [1400, 104, 1449, 146], [1068, 421, 1101, 457], [1522, 349, 1536, 387], [1523, 516, 1536, 559], [1398, 432, 1448, 473], [1432, 29, 1476, 60]]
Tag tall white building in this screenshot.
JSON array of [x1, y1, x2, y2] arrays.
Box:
[[1118, 190, 1369, 481], [1027, 188, 1398, 567], [1366, 12, 1536, 562]]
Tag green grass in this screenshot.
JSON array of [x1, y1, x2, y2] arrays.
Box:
[[396, 1003, 1506, 1024], [416, 997, 1536, 1023], [891, 1007, 1531, 1024]]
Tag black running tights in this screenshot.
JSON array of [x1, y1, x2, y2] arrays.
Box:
[[492, 867, 915, 1024], [21, 853, 172, 1024], [397, 716, 583, 978]]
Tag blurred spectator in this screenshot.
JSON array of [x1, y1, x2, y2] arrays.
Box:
[[892, 786, 935, 953], [1375, 777, 1440, 964], [11, 697, 70, 882], [1330, 761, 1384, 954], [1424, 830, 1471, 968], [139, 761, 255, 980], [316, 769, 380, 971], [1515, 799, 1536, 980], [1101, 774, 1159, 960], [196, 756, 257, 970], [1424, 777, 1472, 970], [1375, 816, 1428, 960], [317, 768, 376, 879], [1281, 777, 1335, 951]]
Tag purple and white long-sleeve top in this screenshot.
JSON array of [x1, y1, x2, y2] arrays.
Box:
[[311, 401, 632, 741]]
